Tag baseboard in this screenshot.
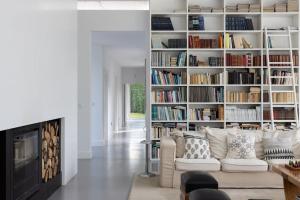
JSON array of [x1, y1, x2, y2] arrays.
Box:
[[92, 140, 105, 147], [78, 151, 92, 159]]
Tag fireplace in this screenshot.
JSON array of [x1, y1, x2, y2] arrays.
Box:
[[1, 119, 62, 200]]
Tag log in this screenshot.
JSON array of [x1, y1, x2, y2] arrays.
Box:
[[45, 131, 50, 143]]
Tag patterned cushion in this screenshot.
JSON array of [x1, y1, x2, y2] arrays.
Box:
[[226, 134, 256, 159], [183, 138, 211, 159], [263, 136, 294, 160]]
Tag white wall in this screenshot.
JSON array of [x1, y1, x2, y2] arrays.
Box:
[[91, 44, 104, 146], [78, 10, 149, 158], [0, 0, 77, 185]]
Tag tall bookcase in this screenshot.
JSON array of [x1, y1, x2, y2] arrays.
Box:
[[149, 0, 300, 173]]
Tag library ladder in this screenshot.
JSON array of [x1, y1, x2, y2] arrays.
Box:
[[264, 27, 299, 130]]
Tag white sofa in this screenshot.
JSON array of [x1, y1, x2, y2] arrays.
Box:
[[159, 128, 300, 199]]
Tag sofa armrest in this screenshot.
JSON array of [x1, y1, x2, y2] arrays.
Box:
[[160, 136, 176, 188], [293, 141, 300, 159]]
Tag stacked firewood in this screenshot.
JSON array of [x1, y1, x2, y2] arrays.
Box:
[[42, 121, 60, 183]]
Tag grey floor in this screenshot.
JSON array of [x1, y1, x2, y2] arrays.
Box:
[[49, 124, 145, 200]]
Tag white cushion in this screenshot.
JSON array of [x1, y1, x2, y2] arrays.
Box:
[[221, 159, 268, 172], [175, 158, 221, 171]]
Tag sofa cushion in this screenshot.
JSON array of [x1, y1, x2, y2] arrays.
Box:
[[221, 159, 268, 172], [176, 136, 185, 158], [226, 133, 256, 159], [183, 138, 211, 159], [263, 136, 294, 160], [206, 128, 238, 159], [176, 158, 221, 171]]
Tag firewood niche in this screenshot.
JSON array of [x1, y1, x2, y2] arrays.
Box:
[[42, 121, 60, 183]]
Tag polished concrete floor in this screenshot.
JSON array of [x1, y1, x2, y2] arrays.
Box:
[[49, 127, 145, 200]]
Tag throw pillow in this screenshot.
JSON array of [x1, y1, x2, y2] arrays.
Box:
[[183, 138, 211, 159], [226, 133, 256, 159], [263, 136, 294, 160], [206, 127, 238, 159]]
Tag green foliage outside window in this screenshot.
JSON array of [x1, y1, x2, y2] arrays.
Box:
[[130, 84, 145, 114]]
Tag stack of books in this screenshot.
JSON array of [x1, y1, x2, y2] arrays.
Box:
[[151, 88, 186, 103], [288, 0, 298, 11], [262, 54, 299, 66], [190, 72, 224, 84], [226, 87, 261, 102], [275, 3, 287, 12], [189, 108, 222, 121], [168, 39, 187, 48], [152, 142, 160, 159], [151, 122, 187, 138], [226, 5, 237, 12], [152, 17, 174, 30], [226, 53, 253, 66], [189, 55, 223, 66], [263, 92, 295, 103], [189, 87, 224, 102], [224, 33, 253, 49], [264, 6, 275, 12], [151, 51, 186, 67], [189, 5, 201, 13], [152, 106, 186, 121], [226, 16, 254, 30], [237, 4, 249, 12], [264, 108, 295, 120], [249, 4, 261, 12], [226, 106, 261, 121], [227, 71, 260, 84], [188, 16, 205, 30], [189, 36, 218, 48], [151, 69, 187, 85]]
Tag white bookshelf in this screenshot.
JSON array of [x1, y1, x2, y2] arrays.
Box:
[[149, 0, 300, 172]]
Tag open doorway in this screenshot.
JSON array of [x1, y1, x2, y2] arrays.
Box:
[[126, 83, 145, 130]]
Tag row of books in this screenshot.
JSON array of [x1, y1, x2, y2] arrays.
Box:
[[151, 88, 186, 103], [152, 17, 173, 31], [226, 87, 261, 102], [152, 106, 186, 121], [189, 55, 224, 67], [226, 16, 254, 30], [226, 53, 254, 66], [152, 142, 160, 159], [227, 71, 260, 84], [263, 54, 299, 67], [188, 35, 220, 48], [226, 3, 261, 12], [189, 87, 224, 102], [263, 70, 299, 85], [151, 51, 186, 67], [263, 92, 295, 103], [151, 122, 187, 139], [263, 108, 295, 120], [168, 39, 187, 48], [264, 0, 298, 12], [224, 33, 252, 49], [225, 106, 261, 121], [188, 5, 223, 13], [151, 70, 187, 85], [188, 16, 204, 30], [190, 72, 225, 84], [189, 106, 224, 121]]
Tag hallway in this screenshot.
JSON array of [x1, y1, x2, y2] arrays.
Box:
[[49, 131, 145, 200]]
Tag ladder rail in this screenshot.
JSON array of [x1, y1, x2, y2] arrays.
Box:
[[287, 27, 299, 128], [265, 27, 299, 130], [265, 28, 275, 130]]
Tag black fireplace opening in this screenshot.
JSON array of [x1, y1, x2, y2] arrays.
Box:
[[1, 119, 62, 200]]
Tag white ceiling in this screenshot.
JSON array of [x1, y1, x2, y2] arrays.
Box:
[[92, 31, 148, 68], [78, 0, 149, 10]]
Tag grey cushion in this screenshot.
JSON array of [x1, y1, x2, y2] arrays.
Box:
[[263, 136, 294, 160]]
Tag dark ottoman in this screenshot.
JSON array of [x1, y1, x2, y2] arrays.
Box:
[[180, 171, 218, 200], [189, 189, 231, 200]]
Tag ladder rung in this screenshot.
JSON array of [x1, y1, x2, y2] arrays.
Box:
[[269, 76, 293, 78], [267, 34, 289, 37], [272, 104, 296, 108], [269, 62, 293, 64], [272, 90, 294, 93]]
